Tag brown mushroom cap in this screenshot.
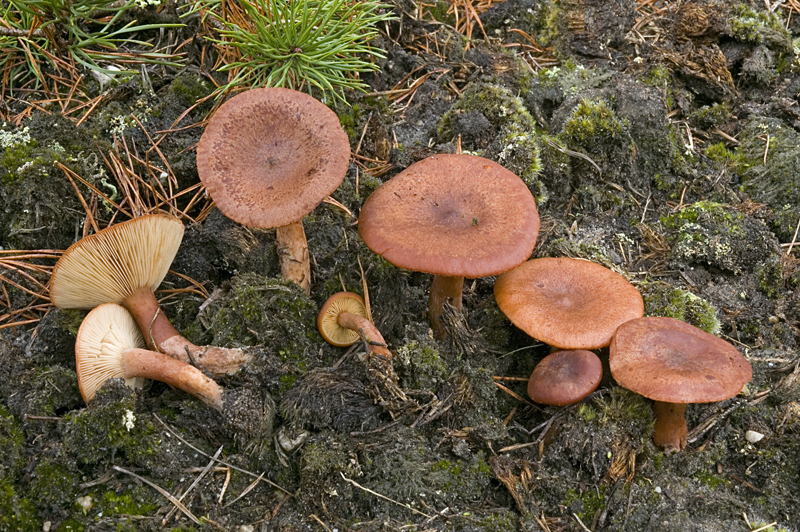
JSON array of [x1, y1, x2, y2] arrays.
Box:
[[197, 87, 351, 229], [358, 154, 540, 278], [494, 257, 644, 349], [527, 350, 603, 406], [610, 316, 752, 404], [50, 214, 184, 309], [317, 292, 368, 347]]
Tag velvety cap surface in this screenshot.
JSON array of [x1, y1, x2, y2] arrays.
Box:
[[197, 87, 350, 228], [358, 154, 539, 278], [50, 214, 184, 309], [610, 317, 752, 403], [527, 349, 603, 406], [494, 257, 644, 349]]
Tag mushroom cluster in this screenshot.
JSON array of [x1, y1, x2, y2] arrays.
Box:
[[492, 256, 751, 452]]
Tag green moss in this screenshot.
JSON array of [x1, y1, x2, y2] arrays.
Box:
[[436, 82, 543, 189], [562, 485, 605, 522], [95, 488, 159, 516], [202, 274, 319, 370], [560, 98, 626, 149], [726, 5, 792, 52], [640, 64, 672, 88], [62, 390, 161, 467], [395, 341, 448, 390], [476, 511, 518, 532], [704, 142, 745, 171], [641, 282, 720, 334], [689, 103, 733, 130], [27, 456, 80, 512], [0, 405, 24, 481], [0, 481, 39, 532], [691, 470, 730, 490], [575, 403, 597, 422]]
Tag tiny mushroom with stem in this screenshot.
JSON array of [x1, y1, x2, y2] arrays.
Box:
[[358, 154, 540, 338], [317, 291, 391, 360], [49, 214, 250, 377], [494, 257, 644, 350], [197, 87, 351, 295], [76, 303, 276, 442], [610, 316, 752, 452], [527, 349, 603, 406]]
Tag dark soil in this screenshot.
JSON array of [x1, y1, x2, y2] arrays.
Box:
[[1, 0, 799, 531]]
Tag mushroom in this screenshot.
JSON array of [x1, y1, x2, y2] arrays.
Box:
[[197, 87, 351, 295], [49, 214, 249, 377], [76, 303, 276, 444], [358, 154, 540, 338], [527, 350, 603, 406], [317, 291, 391, 360], [610, 316, 752, 452], [494, 257, 644, 349], [75, 303, 223, 407]]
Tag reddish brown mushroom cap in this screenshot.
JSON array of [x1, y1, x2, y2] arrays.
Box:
[[358, 154, 540, 278], [494, 257, 644, 349], [197, 87, 351, 229], [609, 316, 752, 404], [527, 350, 603, 406]]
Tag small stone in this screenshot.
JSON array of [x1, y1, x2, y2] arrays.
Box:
[[745, 430, 765, 443]]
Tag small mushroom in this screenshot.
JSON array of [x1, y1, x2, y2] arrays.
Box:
[[49, 214, 249, 376], [317, 292, 391, 360], [610, 316, 752, 452], [494, 257, 644, 350], [358, 154, 539, 338], [197, 87, 351, 295], [527, 350, 603, 406], [75, 303, 223, 407]]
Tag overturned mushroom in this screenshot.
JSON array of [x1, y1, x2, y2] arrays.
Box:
[[50, 214, 249, 377], [75, 303, 223, 406], [358, 154, 539, 338], [197, 87, 351, 294], [76, 303, 275, 442], [317, 291, 391, 360]]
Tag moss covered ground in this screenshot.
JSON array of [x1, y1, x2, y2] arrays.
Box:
[[0, 0, 799, 530]]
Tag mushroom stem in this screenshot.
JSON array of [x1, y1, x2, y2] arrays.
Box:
[[119, 347, 223, 409], [429, 275, 464, 338], [123, 287, 250, 377], [652, 401, 688, 452], [276, 221, 311, 295], [337, 311, 392, 360]]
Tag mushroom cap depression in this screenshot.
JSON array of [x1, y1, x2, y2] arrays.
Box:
[[494, 257, 644, 349], [49, 214, 184, 309], [318, 292, 368, 347], [610, 316, 752, 404], [527, 349, 603, 406], [74, 303, 146, 402], [358, 154, 540, 278], [197, 87, 351, 229]]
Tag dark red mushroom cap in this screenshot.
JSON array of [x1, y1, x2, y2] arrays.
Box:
[[610, 317, 752, 404], [197, 87, 351, 229], [527, 350, 603, 406], [358, 154, 540, 278], [494, 257, 644, 349]]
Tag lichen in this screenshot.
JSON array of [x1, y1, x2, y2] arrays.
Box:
[[640, 282, 721, 334]]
